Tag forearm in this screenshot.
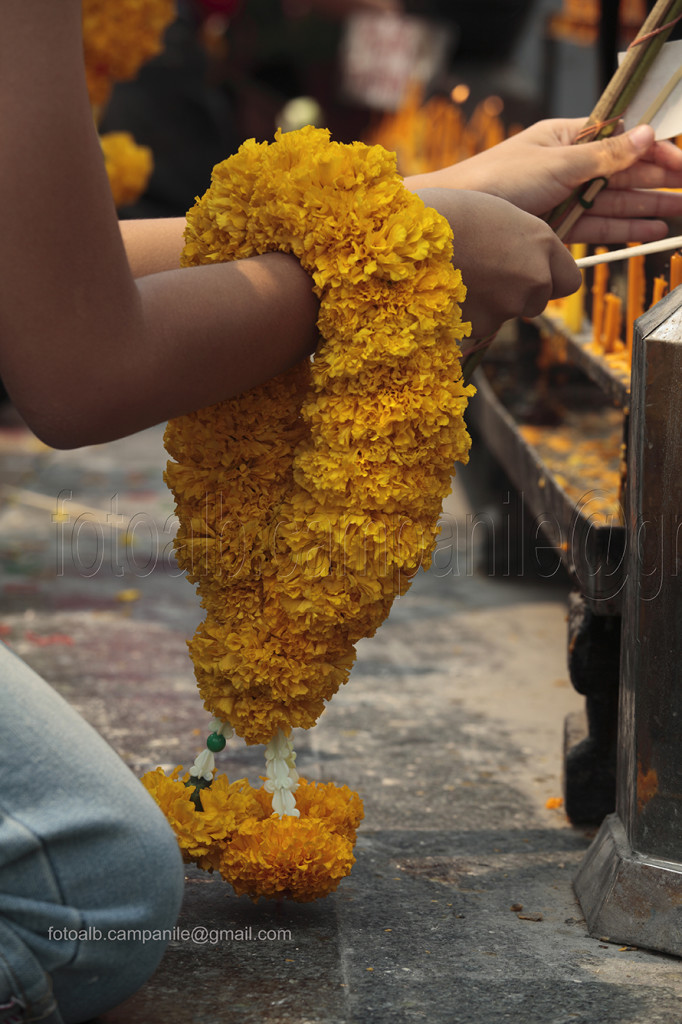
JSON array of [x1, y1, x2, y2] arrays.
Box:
[[119, 218, 187, 277], [1, 246, 318, 449], [0, 2, 318, 448]]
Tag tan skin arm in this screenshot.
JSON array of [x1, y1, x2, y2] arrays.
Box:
[[118, 219, 186, 277], [0, 1, 319, 449], [0, 1, 583, 449], [119, 118, 682, 352]]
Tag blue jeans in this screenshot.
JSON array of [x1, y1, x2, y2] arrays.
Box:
[[0, 642, 185, 1023]]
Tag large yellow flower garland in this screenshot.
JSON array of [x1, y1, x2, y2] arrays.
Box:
[[166, 125, 473, 744], [143, 125, 473, 902]]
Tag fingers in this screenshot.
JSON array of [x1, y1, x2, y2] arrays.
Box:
[[643, 139, 682, 170], [548, 239, 583, 301], [563, 124, 656, 183], [465, 224, 582, 335], [566, 215, 668, 245], [607, 161, 682, 189], [588, 187, 682, 220], [607, 138, 682, 188]]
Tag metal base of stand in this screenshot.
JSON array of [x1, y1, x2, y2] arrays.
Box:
[[574, 813, 682, 957]]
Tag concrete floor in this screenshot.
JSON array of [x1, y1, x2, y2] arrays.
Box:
[[1, 418, 681, 1023]]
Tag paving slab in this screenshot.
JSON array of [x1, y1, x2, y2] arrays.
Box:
[[1, 421, 681, 1024]]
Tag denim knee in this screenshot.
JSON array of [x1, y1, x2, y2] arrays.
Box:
[[0, 644, 185, 1022], [49, 788, 185, 1023], [1, 780, 184, 1024]]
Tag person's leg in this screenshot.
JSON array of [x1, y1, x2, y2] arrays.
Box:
[[0, 641, 185, 1024]]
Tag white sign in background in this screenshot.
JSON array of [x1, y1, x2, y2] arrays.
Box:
[[339, 11, 453, 113]]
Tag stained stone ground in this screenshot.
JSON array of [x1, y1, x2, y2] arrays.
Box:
[[1, 419, 681, 1024]]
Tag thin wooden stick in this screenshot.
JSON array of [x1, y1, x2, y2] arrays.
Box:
[[585, 0, 682, 132], [549, 0, 682, 239], [575, 234, 682, 267], [554, 178, 608, 240]]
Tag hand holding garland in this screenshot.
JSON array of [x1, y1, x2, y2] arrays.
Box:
[[412, 188, 580, 339], [125, 118, 682, 342], [119, 191, 581, 342], [124, 117, 674, 343]]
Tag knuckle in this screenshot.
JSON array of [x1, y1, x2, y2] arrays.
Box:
[[521, 282, 552, 319]]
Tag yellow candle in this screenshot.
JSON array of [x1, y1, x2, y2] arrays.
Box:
[[591, 246, 609, 349], [485, 117, 505, 150], [603, 293, 622, 354], [562, 244, 587, 331], [650, 276, 668, 308], [671, 252, 682, 290], [442, 103, 463, 166]]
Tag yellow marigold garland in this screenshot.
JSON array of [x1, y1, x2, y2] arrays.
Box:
[[143, 125, 473, 903], [165, 125, 473, 746]]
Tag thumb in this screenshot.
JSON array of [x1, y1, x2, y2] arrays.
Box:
[[576, 123, 656, 179]]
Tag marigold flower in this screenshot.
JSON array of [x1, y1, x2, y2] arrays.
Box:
[[141, 768, 362, 898], [141, 766, 259, 871], [100, 132, 153, 208], [219, 816, 356, 902], [82, 0, 176, 108]]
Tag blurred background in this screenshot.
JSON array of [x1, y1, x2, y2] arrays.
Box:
[[96, 0, 675, 220]]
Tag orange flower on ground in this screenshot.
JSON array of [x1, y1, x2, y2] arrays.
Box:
[[141, 767, 363, 901], [219, 816, 356, 903]]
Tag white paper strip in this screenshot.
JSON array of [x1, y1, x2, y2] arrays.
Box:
[[620, 39, 682, 140]]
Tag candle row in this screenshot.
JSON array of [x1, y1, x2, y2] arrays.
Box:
[[366, 84, 517, 177], [548, 0, 646, 45], [553, 245, 682, 368]]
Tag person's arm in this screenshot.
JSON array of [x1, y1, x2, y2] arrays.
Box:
[[406, 120, 682, 244], [0, 1, 319, 449], [118, 218, 187, 278], [0, 1, 579, 450]]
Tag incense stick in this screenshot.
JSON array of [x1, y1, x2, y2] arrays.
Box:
[[575, 234, 682, 267], [548, 0, 682, 239]]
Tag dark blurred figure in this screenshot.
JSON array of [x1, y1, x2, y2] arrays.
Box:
[[98, 0, 539, 218], [99, 0, 241, 218], [405, 0, 535, 63]]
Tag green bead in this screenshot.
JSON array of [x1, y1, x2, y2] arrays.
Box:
[[206, 732, 226, 752]]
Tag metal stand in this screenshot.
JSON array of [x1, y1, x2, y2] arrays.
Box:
[[574, 292, 682, 956]]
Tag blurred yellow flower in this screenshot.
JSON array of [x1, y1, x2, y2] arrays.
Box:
[[100, 132, 153, 209], [82, 0, 176, 109]]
